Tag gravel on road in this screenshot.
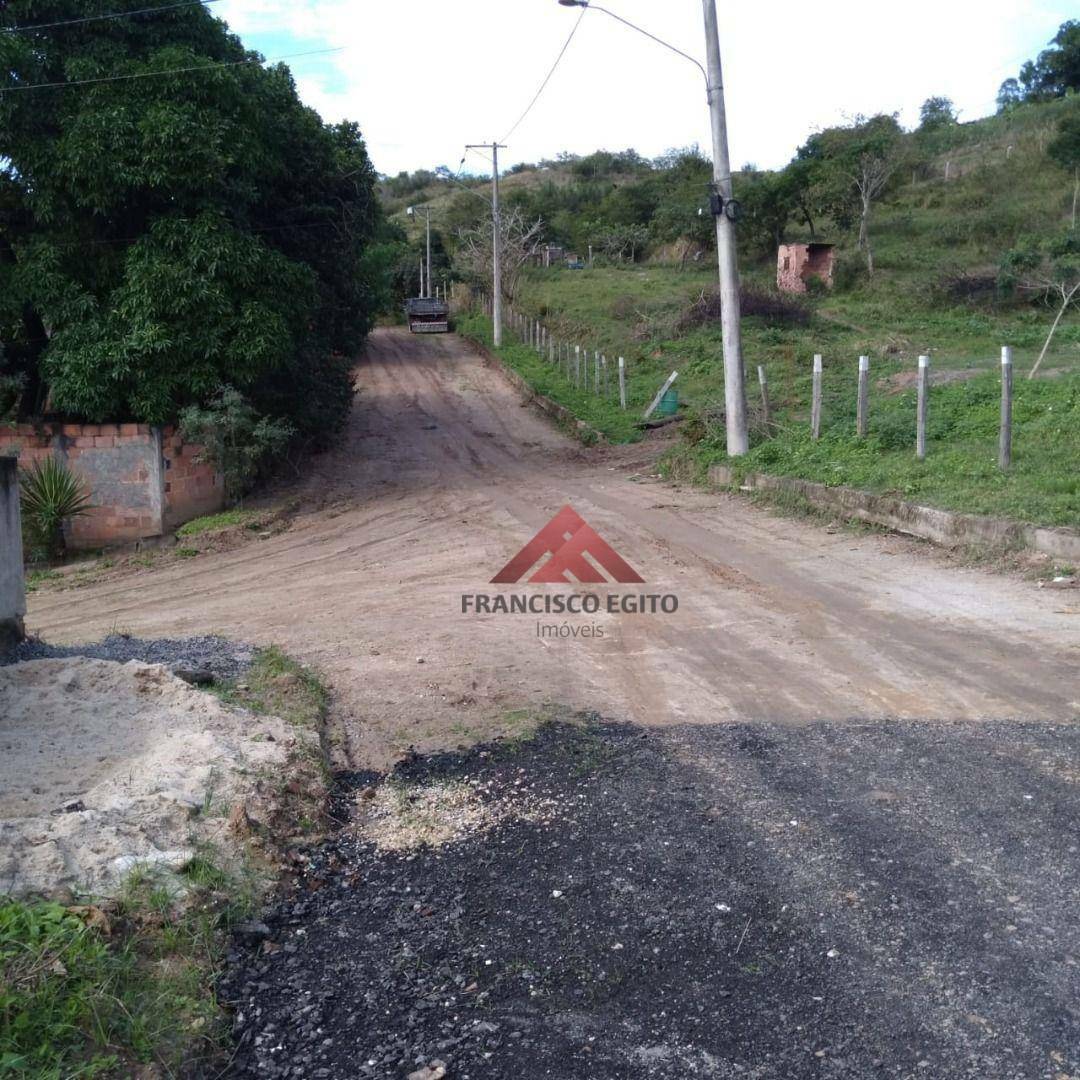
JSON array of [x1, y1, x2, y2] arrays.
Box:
[[1, 632, 254, 680], [221, 717, 1080, 1080]]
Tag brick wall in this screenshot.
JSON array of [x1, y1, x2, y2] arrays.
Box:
[[777, 243, 835, 294], [0, 422, 224, 548], [162, 427, 225, 530]]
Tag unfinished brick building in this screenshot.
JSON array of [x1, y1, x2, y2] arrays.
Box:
[[777, 243, 835, 293]]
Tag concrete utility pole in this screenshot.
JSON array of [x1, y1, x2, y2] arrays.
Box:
[[556, 0, 748, 455], [407, 205, 434, 298], [425, 212, 431, 298], [701, 0, 748, 455], [466, 142, 506, 346]]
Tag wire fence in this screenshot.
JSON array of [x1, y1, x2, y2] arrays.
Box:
[[471, 292, 631, 411]]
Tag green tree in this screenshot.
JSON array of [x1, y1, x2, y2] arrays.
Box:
[[794, 115, 903, 273], [737, 170, 796, 256], [0, 1, 382, 445], [918, 96, 957, 130], [1000, 20, 1080, 104], [803, 113, 902, 272], [996, 78, 1024, 112]]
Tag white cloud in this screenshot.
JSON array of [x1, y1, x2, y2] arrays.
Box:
[[217, 0, 1076, 176]]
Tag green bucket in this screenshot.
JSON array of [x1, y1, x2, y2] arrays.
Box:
[[657, 388, 680, 417]]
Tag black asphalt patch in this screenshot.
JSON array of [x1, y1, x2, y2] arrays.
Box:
[[221, 719, 1080, 1079]]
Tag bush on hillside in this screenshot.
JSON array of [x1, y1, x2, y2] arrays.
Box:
[[675, 286, 810, 335]]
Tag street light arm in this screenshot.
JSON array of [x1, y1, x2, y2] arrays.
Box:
[[572, 2, 709, 88]]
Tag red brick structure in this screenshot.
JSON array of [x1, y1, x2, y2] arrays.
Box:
[[160, 428, 224, 531], [0, 422, 223, 548], [777, 243, 835, 293]]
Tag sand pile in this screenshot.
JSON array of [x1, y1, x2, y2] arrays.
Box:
[[0, 657, 314, 898]]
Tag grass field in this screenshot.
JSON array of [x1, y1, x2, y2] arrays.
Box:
[[503, 262, 1079, 529], [422, 95, 1080, 529], [493, 95, 1080, 530]]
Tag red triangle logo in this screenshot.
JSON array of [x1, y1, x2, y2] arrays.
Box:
[[491, 505, 644, 585]]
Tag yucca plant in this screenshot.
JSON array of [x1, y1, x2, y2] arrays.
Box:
[[19, 457, 92, 562]]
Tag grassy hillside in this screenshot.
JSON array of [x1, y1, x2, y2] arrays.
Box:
[[431, 97, 1080, 530]]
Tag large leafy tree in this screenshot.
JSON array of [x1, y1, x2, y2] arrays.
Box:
[[796, 115, 903, 275], [0, 1, 381, 441], [918, 96, 957, 131], [998, 20, 1080, 107]]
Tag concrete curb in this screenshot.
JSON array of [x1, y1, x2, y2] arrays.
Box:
[[460, 334, 606, 446], [707, 465, 1080, 562]]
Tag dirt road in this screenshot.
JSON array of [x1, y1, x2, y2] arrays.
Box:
[[28, 327, 1079, 766]]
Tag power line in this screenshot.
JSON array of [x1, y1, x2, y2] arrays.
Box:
[[0, 45, 345, 93], [466, 146, 493, 168], [1, 0, 223, 34], [498, 4, 586, 143], [436, 156, 491, 205]]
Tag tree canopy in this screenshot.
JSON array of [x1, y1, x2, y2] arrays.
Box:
[[999, 20, 1080, 108], [0, 0, 384, 442]]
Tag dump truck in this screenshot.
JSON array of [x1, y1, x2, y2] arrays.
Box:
[[405, 296, 450, 334]]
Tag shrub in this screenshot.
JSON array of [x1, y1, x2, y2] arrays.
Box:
[[830, 251, 867, 292], [179, 387, 294, 504], [931, 268, 1002, 308], [19, 456, 91, 562], [675, 285, 810, 335]]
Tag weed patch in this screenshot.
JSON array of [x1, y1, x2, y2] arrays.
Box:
[[457, 313, 643, 444], [0, 853, 255, 1078], [175, 508, 261, 537]]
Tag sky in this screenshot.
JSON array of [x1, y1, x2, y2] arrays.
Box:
[[216, 0, 1076, 179]]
